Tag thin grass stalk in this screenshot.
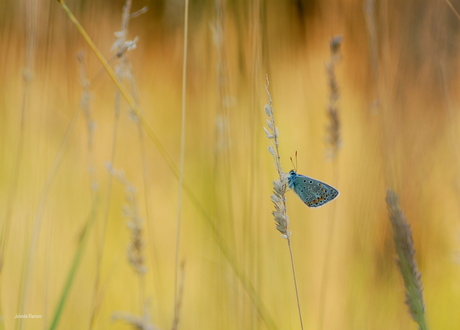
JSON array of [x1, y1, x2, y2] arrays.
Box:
[[7, 1, 37, 327], [445, 0, 460, 20], [386, 189, 428, 330], [172, 261, 186, 330], [247, 7, 264, 326], [49, 199, 99, 330], [318, 36, 342, 330], [442, 0, 460, 215], [364, 0, 380, 108], [174, 0, 189, 325], [264, 77, 303, 330]]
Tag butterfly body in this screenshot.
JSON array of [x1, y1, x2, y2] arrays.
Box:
[[287, 170, 339, 207]]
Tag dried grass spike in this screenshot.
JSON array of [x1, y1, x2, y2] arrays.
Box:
[[264, 77, 290, 238], [386, 189, 428, 330], [325, 35, 343, 158]]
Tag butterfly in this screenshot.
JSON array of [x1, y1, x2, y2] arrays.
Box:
[[287, 170, 339, 207]]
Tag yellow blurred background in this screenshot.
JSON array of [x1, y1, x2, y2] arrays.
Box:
[[1, 0, 460, 329]]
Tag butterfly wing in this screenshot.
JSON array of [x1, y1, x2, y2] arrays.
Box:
[[291, 173, 339, 208]]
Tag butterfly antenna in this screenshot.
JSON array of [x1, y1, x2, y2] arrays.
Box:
[[290, 151, 298, 171], [295, 151, 298, 171]]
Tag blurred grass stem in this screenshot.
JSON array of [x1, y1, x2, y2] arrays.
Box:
[[318, 36, 342, 330], [174, 0, 189, 325]]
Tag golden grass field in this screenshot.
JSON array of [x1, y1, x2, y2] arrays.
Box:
[[1, 0, 460, 329]]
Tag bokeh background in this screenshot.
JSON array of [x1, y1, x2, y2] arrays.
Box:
[[1, 0, 460, 329]]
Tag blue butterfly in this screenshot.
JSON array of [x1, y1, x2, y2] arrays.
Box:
[[288, 170, 339, 207]]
